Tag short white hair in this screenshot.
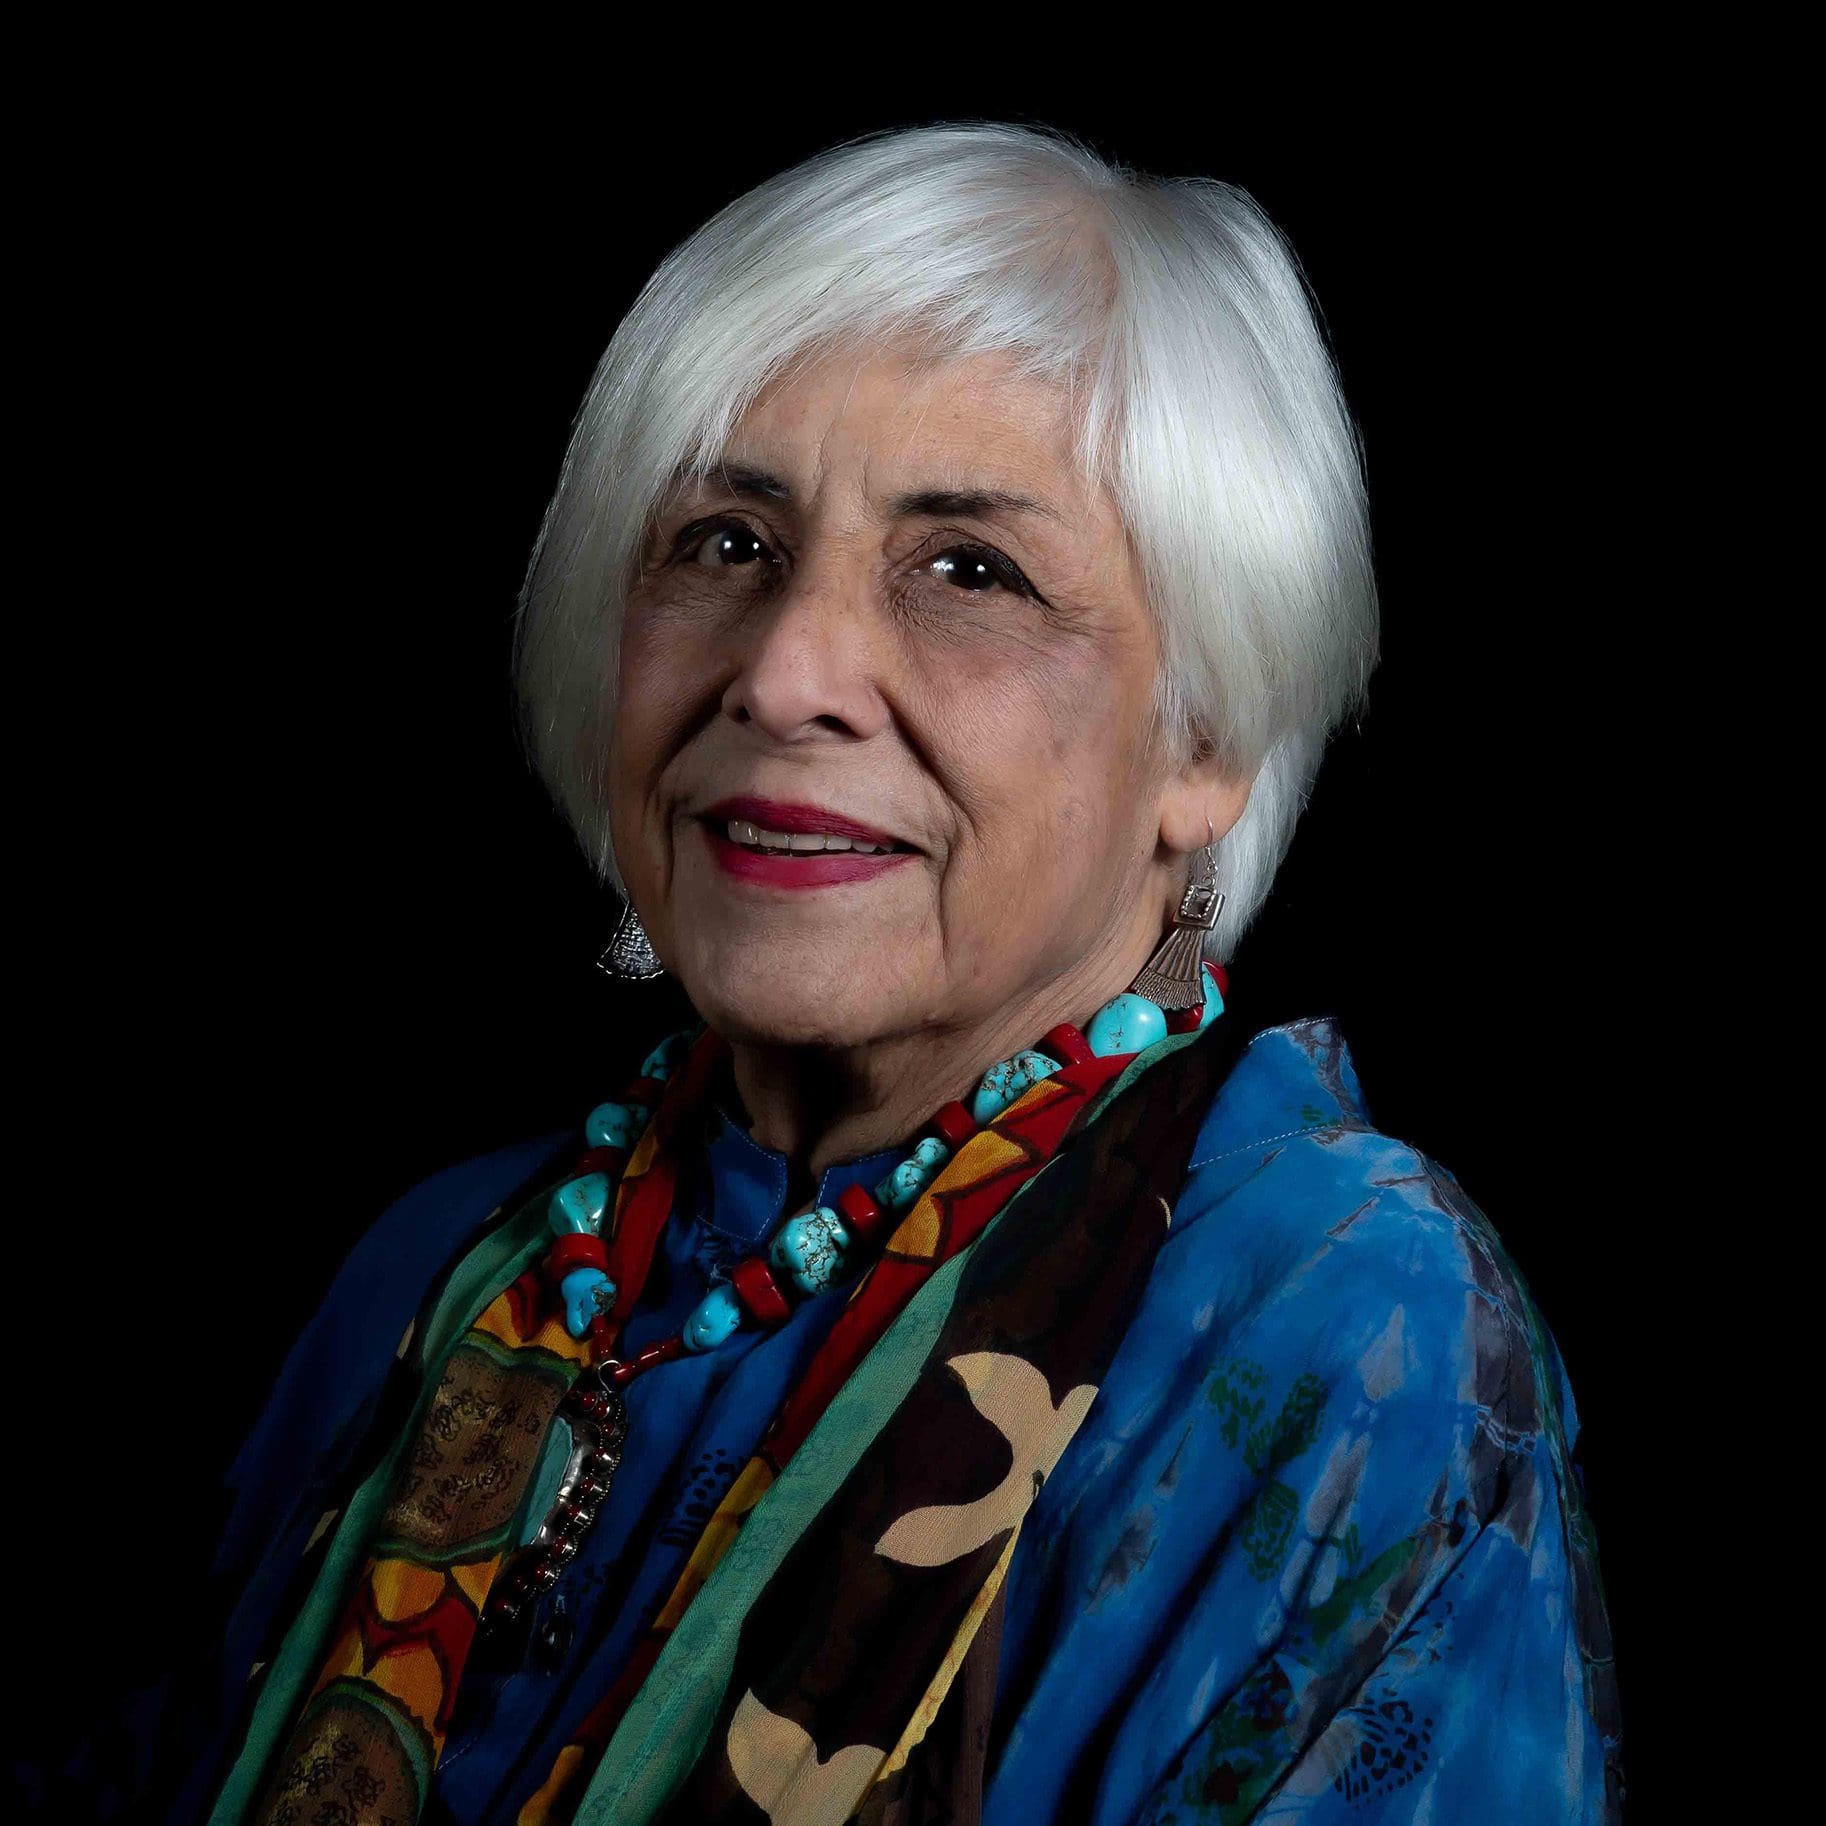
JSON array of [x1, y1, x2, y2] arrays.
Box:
[[513, 120, 1378, 963]]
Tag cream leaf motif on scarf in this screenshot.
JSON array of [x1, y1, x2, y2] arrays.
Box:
[[726, 1687, 885, 1826], [875, 1351, 1099, 1567]]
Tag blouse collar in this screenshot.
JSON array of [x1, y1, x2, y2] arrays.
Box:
[[700, 1101, 905, 1251]]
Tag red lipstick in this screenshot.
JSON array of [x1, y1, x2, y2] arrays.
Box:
[[698, 796, 918, 891]]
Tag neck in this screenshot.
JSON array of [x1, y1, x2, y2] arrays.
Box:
[[719, 914, 1163, 1189]]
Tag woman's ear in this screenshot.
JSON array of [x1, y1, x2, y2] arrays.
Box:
[[1158, 734, 1254, 857]]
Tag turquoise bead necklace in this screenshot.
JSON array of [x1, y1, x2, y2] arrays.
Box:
[[540, 964, 1226, 1357]]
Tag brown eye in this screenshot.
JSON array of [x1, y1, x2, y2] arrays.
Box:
[[927, 543, 1035, 599], [683, 519, 777, 570]]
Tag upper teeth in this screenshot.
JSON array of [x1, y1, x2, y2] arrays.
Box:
[[726, 819, 894, 854]]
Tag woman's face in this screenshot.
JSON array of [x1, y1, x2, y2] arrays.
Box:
[[609, 342, 1224, 1052]]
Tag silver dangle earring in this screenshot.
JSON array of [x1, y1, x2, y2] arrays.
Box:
[[598, 899, 665, 981], [1129, 821, 1225, 1010]]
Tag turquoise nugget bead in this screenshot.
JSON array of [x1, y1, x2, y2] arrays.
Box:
[[769, 1207, 852, 1296], [683, 1283, 743, 1353], [559, 1267, 616, 1338], [971, 1049, 1060, 1124], [875, 1136, 951, 1212], [584, 1101, 642, 1151], [1086, 992, 1167, 1058], [548, 1172, 612, 1237], [640, 1030, 693, 1082], [1195, 980, 1225, 1029]]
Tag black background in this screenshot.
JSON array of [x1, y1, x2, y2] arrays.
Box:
[[17, 82, 1680, 1817]]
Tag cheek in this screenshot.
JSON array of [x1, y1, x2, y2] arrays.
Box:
[[616, 604, 704, 736], [919, 638, 1148, 917], [604, 620, 713, 866]]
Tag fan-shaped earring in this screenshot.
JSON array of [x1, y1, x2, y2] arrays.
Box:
[[598, 900, 665, 981], [1129, 823, 1224, 1010]]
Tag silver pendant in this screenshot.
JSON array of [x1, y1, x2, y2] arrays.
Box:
[[483, 1366, 629, 1631]]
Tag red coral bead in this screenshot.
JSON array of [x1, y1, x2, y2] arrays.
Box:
[[835, 1181, 888, 1243], [929, 1101, 977, 1151], [1040, 1024, 1093, 1066], [572, 1145, 625, 1178], [547, 1233, 611, 1279], [728, 1256, 792, 1326], [606, 1336, 684, 1386], [637, 1336, 685, 1372]]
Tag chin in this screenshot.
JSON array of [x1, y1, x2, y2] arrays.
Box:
[[674, 936, 919, 1052]]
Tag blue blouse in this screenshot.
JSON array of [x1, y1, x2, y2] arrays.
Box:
[[87, 1017, 1624, 1823]]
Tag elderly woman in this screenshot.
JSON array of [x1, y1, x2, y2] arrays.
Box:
[[163, 123, 1621, 1825]]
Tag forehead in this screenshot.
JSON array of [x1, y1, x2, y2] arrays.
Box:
[[719, 343, 1103, 517]]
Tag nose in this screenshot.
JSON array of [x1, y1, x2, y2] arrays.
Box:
[[720, 561, 890, 745]]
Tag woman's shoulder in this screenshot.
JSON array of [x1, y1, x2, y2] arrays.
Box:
[[231, 1130, 577, 1490], [1095, 1012, 1597, 1577], [311, 1130, 578, 1341], [1164, 1014, 1577, 1444], [998, 1018, 1620, 1821]]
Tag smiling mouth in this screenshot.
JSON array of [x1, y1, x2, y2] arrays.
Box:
[[717, 818, 911, 857]]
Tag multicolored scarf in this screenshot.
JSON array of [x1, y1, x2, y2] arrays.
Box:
[[216, 1016, 1240, 1826]]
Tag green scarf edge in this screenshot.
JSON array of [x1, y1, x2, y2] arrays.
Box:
[[572, 1023, 1208, 1826], [207, 1189, 557, 1825]]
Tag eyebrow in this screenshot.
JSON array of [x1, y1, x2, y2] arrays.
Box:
[[676, 462, 1067, 527]]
